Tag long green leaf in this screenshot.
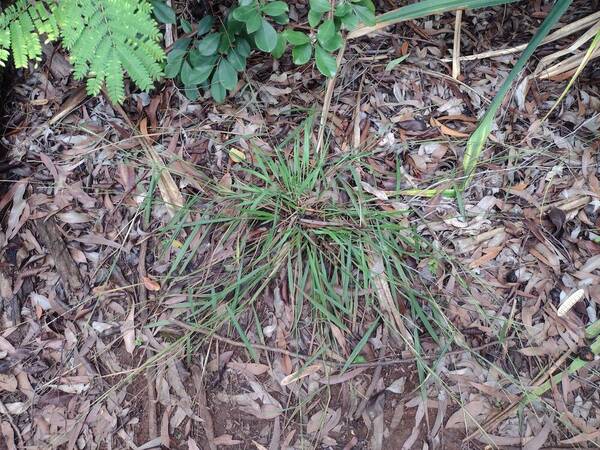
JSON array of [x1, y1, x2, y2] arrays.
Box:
[[349, 0, 520, 39], [378, 0, 519, 22], [462, 0, 573, 185]]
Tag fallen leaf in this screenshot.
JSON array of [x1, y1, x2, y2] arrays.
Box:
[[280, 364, 321, 386], [122, 305, 136, 354], [142, 276, 161, 291], [213, 434, 243, 446]]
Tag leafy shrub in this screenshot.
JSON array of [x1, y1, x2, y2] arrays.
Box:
[[164, 0, 376, 102]]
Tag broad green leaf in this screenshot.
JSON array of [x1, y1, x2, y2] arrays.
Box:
[[246, 11, 263, 34], [216, 58, 238, 90], [261, 1, 289, 17], [310, 0, 331, 14], [292, 43, 312, 65], [183, 85, 200, 101], [340, 13, 359, 30], [181, 59, 213, 85], [254, 19, 278, 53], [196, 16, 214, 36], [227, 49, 247, 71], [308, 9, 323, 27], [315, 44, 337, 77], [462, 0, 573, 185], [352, 4, 376, 26], [210, 77, 226, 103], [233, 5, 262, 33], [385, 54, 409, 71], [271, 34, 287, 59], [335, 3, 352, 17], [197, 33, 221, 56], [150, 0, 176, 24], [271, 14, 290, 25], [181, 19, 193, 33], [284, 30, 310, 46], [317, 20, 337, 47], [236, 39, 252, 57], [189, 50, 217, 68], [164, 47, 186, 78]]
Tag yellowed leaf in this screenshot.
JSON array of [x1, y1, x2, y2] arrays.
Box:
[[229, 148, 246, 163]]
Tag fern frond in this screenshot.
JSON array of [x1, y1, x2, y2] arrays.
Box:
[[0, 0, 58, 68], [56, 0, 165, 103]]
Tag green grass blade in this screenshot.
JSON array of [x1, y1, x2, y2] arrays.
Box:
[[462, 0, 573, 185], [349, 0, 520, 39], [378, 0, 519, 23]]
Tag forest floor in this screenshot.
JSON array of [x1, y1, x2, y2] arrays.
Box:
[[1, 1, 600, 449]]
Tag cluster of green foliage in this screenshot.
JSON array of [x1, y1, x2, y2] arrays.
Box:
[[163, 0, 375, 102], [0, 0, 165, 103]]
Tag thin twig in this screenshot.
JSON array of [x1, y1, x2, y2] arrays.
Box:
[[452, 10, 463, 79]]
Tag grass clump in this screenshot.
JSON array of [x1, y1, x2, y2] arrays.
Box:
[[157, 115, 450, 366]]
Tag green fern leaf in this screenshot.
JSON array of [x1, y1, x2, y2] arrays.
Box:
[[56, 0, 165, 103], [0, 0, 60, 67]]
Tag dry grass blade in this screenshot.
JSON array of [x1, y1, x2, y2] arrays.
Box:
[[534, 19, 600, 77], [441, 11, 600, 62]]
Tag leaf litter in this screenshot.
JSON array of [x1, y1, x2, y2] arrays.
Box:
[[0, 1, 600, 449]]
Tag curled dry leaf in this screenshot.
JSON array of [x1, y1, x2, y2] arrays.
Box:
[[280, 364, 321, 386], [142, 276, 161, 291], [548, 207, 567, 237]]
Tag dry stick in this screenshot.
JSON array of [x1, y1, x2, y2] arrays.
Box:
[[452, 10, 463, 80], [441, 11, 600, 62], [146, 370, 158, 440]]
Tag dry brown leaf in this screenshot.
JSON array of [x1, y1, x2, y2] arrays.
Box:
[[446, 399, 492, 430], [142, 276, 161, 291], [280, 364, 321, 386], [523, 417, 553, 450], [319, 367, 367, 385], [187, 438, 201, 450], [213, 434, 243, 446], [0, 421, 16, 450], [122, 304, 136, 354], [0, 374, 18, 392], [228, 361, 270, 376]]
